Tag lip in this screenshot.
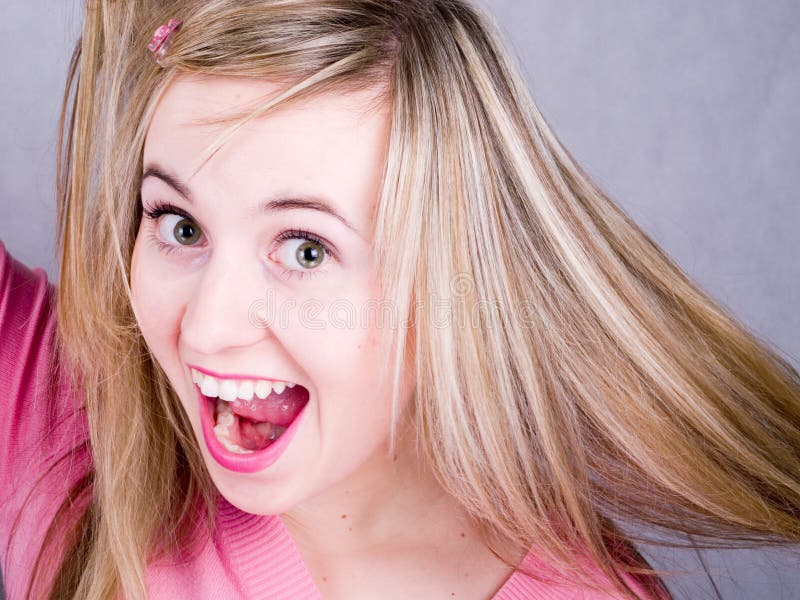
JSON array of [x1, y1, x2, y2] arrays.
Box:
[[188, 363, 296, 385], [197, 385, 307, 474]]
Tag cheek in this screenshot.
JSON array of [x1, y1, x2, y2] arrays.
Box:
[[299, 299, 413, 452]]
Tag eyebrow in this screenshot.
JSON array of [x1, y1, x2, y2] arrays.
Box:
[[140, 164, 360, 235]]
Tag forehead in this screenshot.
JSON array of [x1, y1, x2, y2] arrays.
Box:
[[142, 74, 391, 229]]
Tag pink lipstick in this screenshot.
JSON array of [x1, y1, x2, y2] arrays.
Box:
[[197, 385, 308, 474]]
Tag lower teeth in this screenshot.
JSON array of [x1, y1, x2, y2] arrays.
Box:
[[212, 398, 284, 453], [213, 400, 251, 454]]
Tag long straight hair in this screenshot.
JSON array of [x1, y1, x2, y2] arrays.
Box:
[[17, 1, 800, 598]]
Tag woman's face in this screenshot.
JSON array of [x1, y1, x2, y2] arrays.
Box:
[[131, 74, 413, 514]]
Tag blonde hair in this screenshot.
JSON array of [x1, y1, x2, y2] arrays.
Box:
[[17, 0, 800, 598]]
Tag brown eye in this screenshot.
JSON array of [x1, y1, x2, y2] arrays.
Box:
[[172, 218, 201, 245], [295, 240, 324, 268], [271, 230, 333, 279]]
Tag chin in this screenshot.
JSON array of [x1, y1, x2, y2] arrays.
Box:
[[205, 464, 308, 516]]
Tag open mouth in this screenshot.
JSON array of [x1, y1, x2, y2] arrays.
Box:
[[203, 385, 309, 453], [191, 367, 311, 472]]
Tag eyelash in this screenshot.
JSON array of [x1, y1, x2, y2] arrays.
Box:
[[142, 201, 335, 280], [142, 202, 193, 257]]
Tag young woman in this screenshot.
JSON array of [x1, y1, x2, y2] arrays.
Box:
[[1, 1, 799, 598]]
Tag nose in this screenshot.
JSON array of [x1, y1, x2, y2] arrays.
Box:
[[180, 249, 274, 356]]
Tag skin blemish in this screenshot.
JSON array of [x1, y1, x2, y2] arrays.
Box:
[[460, 532, 465, 538]]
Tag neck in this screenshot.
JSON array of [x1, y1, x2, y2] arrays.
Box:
[[280, 413, 463, 556]]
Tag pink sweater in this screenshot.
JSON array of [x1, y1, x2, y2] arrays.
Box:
[[0, 239, 668, 599]]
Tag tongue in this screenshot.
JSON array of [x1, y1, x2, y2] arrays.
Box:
[[238, 417, 284, 451], [229, 384, 309, 427]]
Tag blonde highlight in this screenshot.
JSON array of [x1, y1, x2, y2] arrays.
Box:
[[19, 1, 800, 598]]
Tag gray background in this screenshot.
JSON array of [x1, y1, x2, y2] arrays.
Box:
[[1, 1, 798, 598]]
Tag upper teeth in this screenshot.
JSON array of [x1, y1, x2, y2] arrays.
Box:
[[191, 368, 296, 402]]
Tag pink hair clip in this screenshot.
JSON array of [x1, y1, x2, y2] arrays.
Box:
[[147, 18, 182, 65]]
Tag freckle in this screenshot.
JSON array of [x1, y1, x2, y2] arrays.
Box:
[[393, 454, 398, 462], [460, 532, 465, 538], [341, 514, 347, 519], [348, 527, 352, 531], [323, 577, 328, 582]]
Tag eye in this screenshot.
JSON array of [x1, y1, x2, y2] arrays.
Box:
[[142, 201, 204, 253], [271, 229, 334, 278], [162, 214, 201, 246], [296, 239, 325, 268]]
